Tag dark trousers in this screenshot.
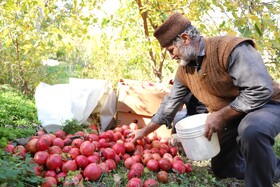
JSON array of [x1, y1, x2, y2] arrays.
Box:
[[211, 103, 280, 187]]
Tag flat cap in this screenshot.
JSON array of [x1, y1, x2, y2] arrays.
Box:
[[153, 12, 191, 48]]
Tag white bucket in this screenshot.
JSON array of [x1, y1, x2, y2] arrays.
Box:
[[175, 113, 220, 161]]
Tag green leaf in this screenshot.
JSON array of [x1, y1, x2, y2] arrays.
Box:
[[58, 33, 63, 40], [254, 23, 263, 37]]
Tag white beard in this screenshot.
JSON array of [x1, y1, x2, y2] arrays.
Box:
[[178, 41, 198, 67]]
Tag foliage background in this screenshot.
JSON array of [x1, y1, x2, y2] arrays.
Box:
[[0, 0, 279, 96]]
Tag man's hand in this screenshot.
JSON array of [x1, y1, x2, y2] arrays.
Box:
[[204, 105, 244, 141], [130, 129, 145, 144], [130, 122, 161, 144], [204, 112, 225, 141]]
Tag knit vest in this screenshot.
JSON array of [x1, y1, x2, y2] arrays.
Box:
[[176, 36, 280, 112]]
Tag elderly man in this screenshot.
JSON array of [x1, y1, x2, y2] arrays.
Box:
[[131, 12, 280, 187]]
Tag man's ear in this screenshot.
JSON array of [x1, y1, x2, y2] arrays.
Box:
[[180, 33, 190, 45]]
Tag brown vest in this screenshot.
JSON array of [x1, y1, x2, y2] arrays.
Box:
[[176, 36, 280, 112]]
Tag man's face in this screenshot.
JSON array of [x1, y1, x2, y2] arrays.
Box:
[[166, 36, 198, 66]]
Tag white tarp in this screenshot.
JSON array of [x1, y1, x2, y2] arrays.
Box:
[[34, 78, 116, 133]]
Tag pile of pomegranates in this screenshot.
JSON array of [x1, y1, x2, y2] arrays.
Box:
[[4, 123, 192, 187]]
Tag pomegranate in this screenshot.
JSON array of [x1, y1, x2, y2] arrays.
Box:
[[126, 177, 142, 187], [46, 154, 62, 172], [131, 163, 144, 174], [86, 134, 99, 142], [124, 142, 135, 153], [36, 136, 50, 151], [152, 153, 161, 161], [151, 140, 161, 149], [132, 155, 141, 163], [69, 147, 80, 159], [55, 130, 66, 139], [169, 147, 178, 157], [157, 171, 169, 183], [62, 160, 77, 173], [172, 160, 186, 174], [63, 138, 72, 146], [122, 129, 131, 138], [33, 166, 41, 176], [25, 138, 38, 154], [99, 162, 109, 173], [41, 176, 57, 187], [4, 144, 15, 153], [124, 157, 136, 169], [141, 153, 153, 166], [112, 143, 125, 155], [114, 132, 123, 141], [14, 145, 27, 158], [71, 138, 84, 148], [162, 153, 173, 163], [75, 155, 89, 169], [74, 131, 85, 137], [80, 141, 95, 156], [48, 146, 62, 154], [52, 138, 64, 148], [136, 138, 145, 146], [46, 134, 56, 145], [62, 145, 71, 153], [146, 159, 159, 172], [173, 155, 183, 162], [34, 151, 49, 165], [102, 148, 116, 160], [56, 172, 66, 184], [105, 130, 115, 141], [83, 163, 102, 181], [185, 163, 193, 173], [122, 153, 130, 161], [114, 126, 123, 134], [143, 178, 158, 187], [87, 155, 100, 163], [114, 154, 121, 164], [44, 170, 56, 177], [129, 123, 138, 130], [36, 131, 46, 136], [158, 158, 172, 172], [105, 159, 116, 170], [99, 138, 109, 148], [128, 169, 142, 179]]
